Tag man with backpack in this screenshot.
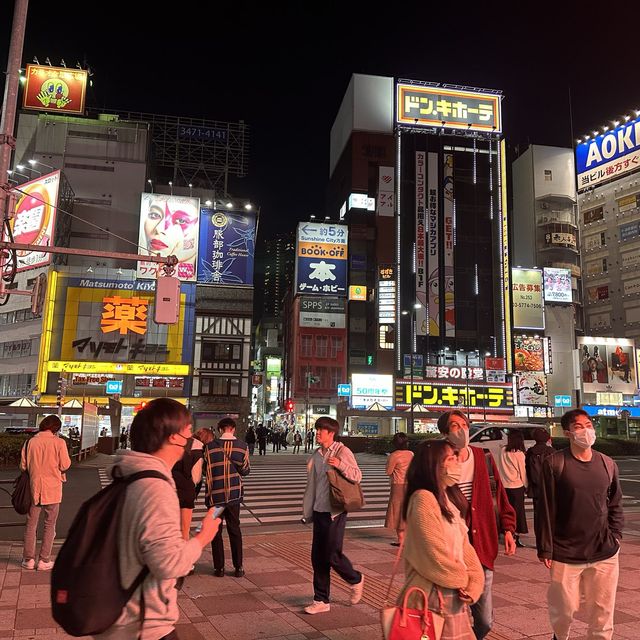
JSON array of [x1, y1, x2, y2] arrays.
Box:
[[537, 409, 624, 640], [52, 398, 221, 639], [525, 427, 554, 546], [204, 417, 250, 577], [21, 415, 71, 571], [437, 410, 517, 640]]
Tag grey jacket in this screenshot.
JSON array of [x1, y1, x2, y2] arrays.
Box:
[[96, 451, 203, 640]]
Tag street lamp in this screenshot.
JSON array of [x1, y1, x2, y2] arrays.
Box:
[[402, 302, 422, 434], [29, 159, 56, 171]]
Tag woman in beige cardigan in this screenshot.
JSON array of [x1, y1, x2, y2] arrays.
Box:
[[399, 440, 485, 640]]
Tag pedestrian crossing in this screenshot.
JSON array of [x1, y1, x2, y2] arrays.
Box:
[[193, 463, 391, 528]]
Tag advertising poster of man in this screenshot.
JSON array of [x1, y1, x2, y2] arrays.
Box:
[[137, 194, 201, 281], [578, 338, 636, 394]]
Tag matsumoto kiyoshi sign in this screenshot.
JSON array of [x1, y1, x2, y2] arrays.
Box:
[[576, 117, 640, 190], [295, 222, 348, 296]]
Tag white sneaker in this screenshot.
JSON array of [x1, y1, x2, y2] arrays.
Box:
[[304, 600, 330, 614], [21, 559, 35, 570], [37, 560, 54, 571], [350, 575, 364, 605]]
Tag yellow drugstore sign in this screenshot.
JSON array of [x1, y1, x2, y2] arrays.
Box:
[[47, 361, 190, 376]]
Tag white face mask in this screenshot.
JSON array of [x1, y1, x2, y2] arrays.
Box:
[[443, 461, 462, 487], [572, 428, 596, 450], [447, 428, 469, 451]]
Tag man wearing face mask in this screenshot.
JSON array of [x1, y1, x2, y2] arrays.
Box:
[[537, 409, 624, 640], [437, 410, 516, 640], [203, 417, 251, 578]]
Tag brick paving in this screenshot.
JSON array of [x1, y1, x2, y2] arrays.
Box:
[[0, 517, 638, 639]]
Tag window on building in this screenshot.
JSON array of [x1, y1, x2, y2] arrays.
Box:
[[200, 376, 241, 396], [330, 336, 343, 359], [331, 367, 342, 389], [544, 170, 552, 181], [315, 366, 328, 388], [315, 336, 328, 358], [201, 341, 241, 363], [301, 335, 313, 358]]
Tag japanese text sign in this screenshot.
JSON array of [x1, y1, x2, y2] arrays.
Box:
[[512, 268, 544, 330], [396, 84, 502, 133], [295, 222, 348, 296], [101, 296, 148, 335], [7, 171, 60, 271], [395, 381, 513, 411], [576, 117, 640, 190], [197, 209, 256, 285], [23, 64, 88, 115]]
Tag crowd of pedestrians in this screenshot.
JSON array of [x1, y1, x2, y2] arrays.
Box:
[[16, 403, 624, 639]]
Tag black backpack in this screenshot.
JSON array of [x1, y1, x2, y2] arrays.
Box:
[[51, 469, 168, 636]]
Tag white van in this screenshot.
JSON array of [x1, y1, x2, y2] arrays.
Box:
[[468, 422, 548, 457]]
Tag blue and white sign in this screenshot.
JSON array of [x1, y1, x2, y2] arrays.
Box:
[[554, 394, 571, 407], [576, 118, 640, 190], [295, 222, 348, 296], [106, 380, 123, 395], [351, 373, 394, 409], [197, 209, 256, 286], [583, 405, 640, 419], [337, 383, 351, 396]]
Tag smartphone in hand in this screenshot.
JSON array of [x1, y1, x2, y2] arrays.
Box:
[[212, 505, 225, 519]]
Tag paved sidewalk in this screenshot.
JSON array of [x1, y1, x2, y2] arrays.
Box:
[[0, 516, 639, 639]]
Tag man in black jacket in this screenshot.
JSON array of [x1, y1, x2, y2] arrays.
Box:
[[525, 427, 553, 547], [537, 409, 624, 640]]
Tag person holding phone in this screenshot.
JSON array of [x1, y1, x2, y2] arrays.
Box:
[[203, 418, 251, 578]]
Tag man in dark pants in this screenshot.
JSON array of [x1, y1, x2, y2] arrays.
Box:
[[203, 417, 250, 578], [302, 417, 364, 614], [256, 422, 267, 456]]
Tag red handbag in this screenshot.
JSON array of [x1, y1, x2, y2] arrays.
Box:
[[382, 586, 444, 640], [380, 543, 444, 640]]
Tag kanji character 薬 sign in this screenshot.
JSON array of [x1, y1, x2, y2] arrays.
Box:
[[101, 296, 149, 335]]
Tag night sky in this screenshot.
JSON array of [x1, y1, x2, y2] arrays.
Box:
[[2, 2, 639, 238]]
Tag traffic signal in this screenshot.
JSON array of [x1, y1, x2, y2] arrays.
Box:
[[134, 401, 148, 413], [367, 354, 374, 366], [285, 399, 294, 413], [56, 375, 67, 408]]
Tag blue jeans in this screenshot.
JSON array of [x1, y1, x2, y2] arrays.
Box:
[[471, 567, 494, 639]]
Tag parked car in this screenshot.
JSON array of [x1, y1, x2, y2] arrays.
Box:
[[469, 422, 548, 457]]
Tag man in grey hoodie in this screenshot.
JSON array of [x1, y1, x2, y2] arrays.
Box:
[[98, 398, 221, 640]]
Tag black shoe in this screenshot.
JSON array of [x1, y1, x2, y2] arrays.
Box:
[[390, 542, 401, 547], [515, 538, 527, 548], [214, 568, 225, 577], [233, 567, 245, 578]]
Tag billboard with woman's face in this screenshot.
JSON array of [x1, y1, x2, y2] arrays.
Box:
[[137, 194, 200, 281]]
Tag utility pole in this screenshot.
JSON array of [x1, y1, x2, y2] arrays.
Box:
[[305, 364, 310, 436], [0, 0, 28, 217]]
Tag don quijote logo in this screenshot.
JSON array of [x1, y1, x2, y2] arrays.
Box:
[[299, 243, 346, 259]]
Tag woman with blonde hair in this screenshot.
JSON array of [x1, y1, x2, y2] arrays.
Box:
[[398, 439, 484, 639]]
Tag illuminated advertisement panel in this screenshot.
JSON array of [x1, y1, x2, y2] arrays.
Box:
[[45, 274, 195, 389], [578, 336, 636, 394], [6, 171, 60, 271], [395, 381, 513, 412], [397, 83, 502, 133], [137, 194, 201, 281], [351, 374, 394, 409], [22, 64, 88, 115], [543, 267, 572, 303], [197, 209, 256, 285], [576, 116, 640, 190], [295, 222, 348, 296], [516, 372, 548, 406], [512, 268, 544, 330]]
